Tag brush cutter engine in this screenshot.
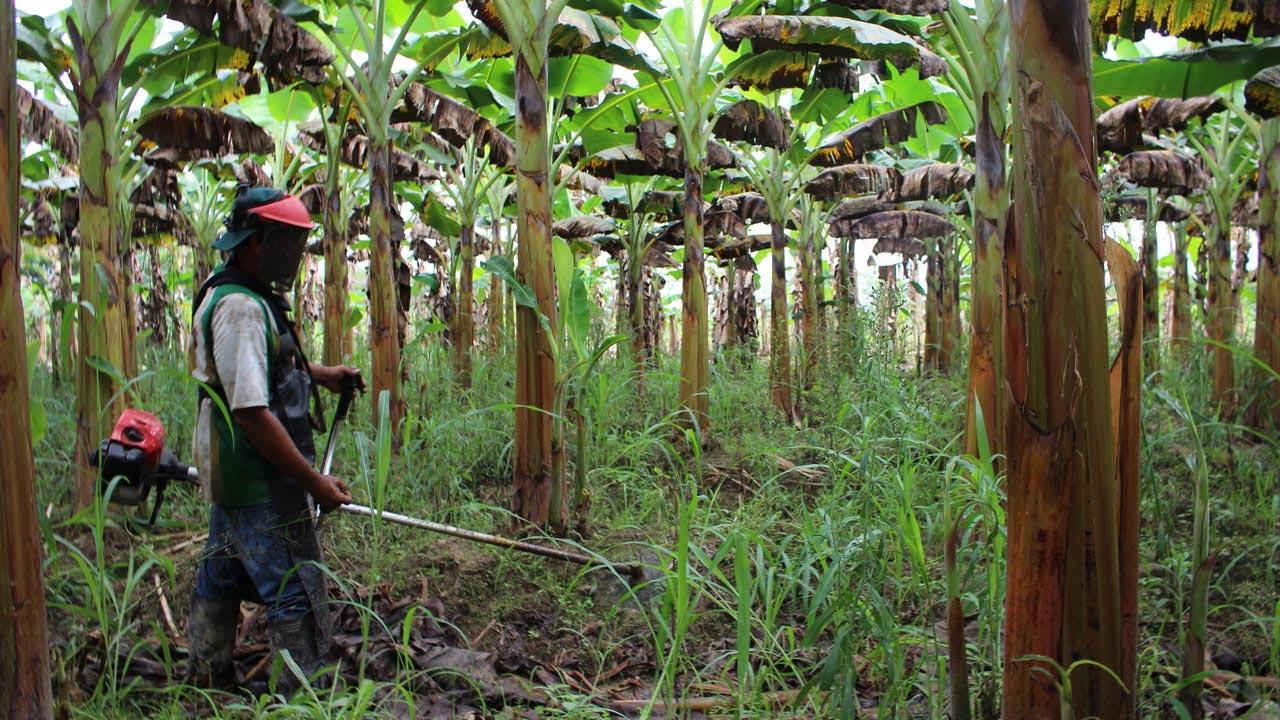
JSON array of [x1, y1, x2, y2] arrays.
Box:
[[92, 409, 198, 526]]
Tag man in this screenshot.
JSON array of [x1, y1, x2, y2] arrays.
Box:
[[187, 186, 360, 691]]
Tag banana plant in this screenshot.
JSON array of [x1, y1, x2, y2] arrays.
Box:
[[940, 0, 1009, 459], [436, 136, 507, 389], [1184, 108, 1255, 417], [1003, 0, 1128, 716], [320, 0, 462, 439], [1245, 66, 1280, 431], [482, 172, 513, 356], [19, 3, 154, 508]]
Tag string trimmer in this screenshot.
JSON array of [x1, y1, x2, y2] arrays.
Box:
[[94, 385, 646, 582]]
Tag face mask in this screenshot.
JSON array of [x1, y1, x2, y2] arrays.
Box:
[[258, 224, 309, 293]]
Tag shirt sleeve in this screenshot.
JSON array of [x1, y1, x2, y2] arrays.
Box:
[[210, 294, 272, 411]]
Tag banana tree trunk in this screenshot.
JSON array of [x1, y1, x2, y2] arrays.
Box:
[[322, 176, 348, 366], [1, 2, 54, 709], [1171, 224, 1192, 351], [489, 220, 505, 355], [769, 221, 794, 420], [1004, 1, 1128, 716], [925, 239, 942, 373], [368, 133, 404, 438], [679, 164, 710, 436], [1206, 222, 1236, 415], [56, 242, 74, 382], [941, 234, 959, 373], [453, 223, 475, 388], [1248, 119, 1280, 430], [798, 230, 816, 391], [1142, 191, 1160, 373], [715, 267, 734, 353], [813, 240, 827, 354], [512, 53, 563, 530], [1106, 239, 1143, 720], [966, 93, 1008, 458], [71, 5, 132, 510], [628, 245, 646, 384]]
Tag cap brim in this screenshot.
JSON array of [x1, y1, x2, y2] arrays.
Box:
[[212, 228, 254, 251]]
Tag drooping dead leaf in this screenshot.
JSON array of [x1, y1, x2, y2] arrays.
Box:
[[1245, 65, 1280, 119], [890, 163, 974, 202], [812, 102, 948, 166], [830, 209, 955, 239], [1111, 149, 1209, 194], [297, 125, 440, 183], [576, 123, 735, 179], [553, 215, 616, 239], [392, 81, 516, 168], [136, 107, 273, 164], [716, 15, 936, 69], [715, 192, 772, 225], [805, 164, 902, 200], [1092, 0, 1274, 42], [713, 99, 790, 150], [17, 86, 77, 161], [827, 0, 948, 15], [708, 234, 771, 260], [871, 236, 927, 257], [1096, 96, 1224, 153], [1106, 195, 1190, 223], [150, 0, 332, 85]]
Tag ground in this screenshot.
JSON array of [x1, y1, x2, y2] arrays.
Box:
[[28, 325, 1280, 718]]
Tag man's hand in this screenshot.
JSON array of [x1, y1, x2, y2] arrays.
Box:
[[311, 474, 353, 511], [233, 407, 354, 511], [313, 364, 364, 394]]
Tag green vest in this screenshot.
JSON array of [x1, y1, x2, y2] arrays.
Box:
[[200, 284, 281, 506]]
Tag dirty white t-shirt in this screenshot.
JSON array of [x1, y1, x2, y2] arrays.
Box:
[[190, 291, 280, 501]]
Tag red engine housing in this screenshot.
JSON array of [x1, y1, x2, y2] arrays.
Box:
[[109, 409, 165, 471]]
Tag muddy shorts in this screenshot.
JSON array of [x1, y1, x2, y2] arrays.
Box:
[[193, 502, 313, 623]]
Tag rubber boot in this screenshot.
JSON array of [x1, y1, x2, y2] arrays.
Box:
[[267, 612, 331, 693], [186, 595, 240, 688]]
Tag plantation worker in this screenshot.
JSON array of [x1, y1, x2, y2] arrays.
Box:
[[186, 186, 362, 691]]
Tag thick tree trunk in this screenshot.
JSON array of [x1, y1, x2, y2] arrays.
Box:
[[1206, 223, 1236, 415], [769, 221, 794, 420], [679, 165, 711, 436], [1004, 1, 1130, 717], [512, 54, 563, 530], [1142, 192, 1160, 373], [1171, 224, 1192, 351], [71, 5, 132, 510], [1248, 120, 1280, 430], [453, 224, 475, 388], [1, 2, 54, 710], [368, 135, 404, 436], [322, 175, 348, 366]]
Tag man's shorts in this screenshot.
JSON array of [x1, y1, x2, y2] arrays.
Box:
[[193, 502, 312, 622]]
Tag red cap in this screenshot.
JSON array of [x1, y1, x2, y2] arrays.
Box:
[[249, 195, 316, 230]]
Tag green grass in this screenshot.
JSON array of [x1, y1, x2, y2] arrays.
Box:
[[27, 313, 1280, 718]]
